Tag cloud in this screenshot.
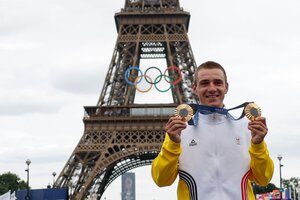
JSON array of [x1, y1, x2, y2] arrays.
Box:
[[51, 64, 104, 95], [1, 0, 300, 198]]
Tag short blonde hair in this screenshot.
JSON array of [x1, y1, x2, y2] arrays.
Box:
[[194, 61, 227, 84]]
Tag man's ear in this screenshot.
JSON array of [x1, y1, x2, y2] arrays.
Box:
[[192, 83, 200, 102], [225, 82, 229, 94], [192, 83, 197, 95]]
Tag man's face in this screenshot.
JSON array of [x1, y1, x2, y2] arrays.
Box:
[[193, 68, 228, 108]]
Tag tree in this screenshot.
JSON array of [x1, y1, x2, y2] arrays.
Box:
[[283, 177, 299, 200], [0, 172, 27, 195], [252, 182, 278, 195]]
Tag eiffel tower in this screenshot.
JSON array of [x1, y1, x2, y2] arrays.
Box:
[[55, 0, 197, 199]]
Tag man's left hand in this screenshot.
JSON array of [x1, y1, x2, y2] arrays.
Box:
[[248, 116, 268, 144]]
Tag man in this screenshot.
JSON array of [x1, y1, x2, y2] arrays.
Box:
[[151, 61, 274, 200]]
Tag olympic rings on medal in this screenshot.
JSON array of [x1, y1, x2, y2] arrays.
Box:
[[124, 65, 182, 93]]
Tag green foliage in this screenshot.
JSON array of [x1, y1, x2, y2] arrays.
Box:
[[0, 172, 27, 195], [252, 182, 278, 194], [283, 177, 299, 188], [282, 177, 299, 200]]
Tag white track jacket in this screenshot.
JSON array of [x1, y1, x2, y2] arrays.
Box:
[[152, 113, 274, 200]]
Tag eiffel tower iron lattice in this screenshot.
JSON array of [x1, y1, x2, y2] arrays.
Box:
[[55, 0, 198, 199]]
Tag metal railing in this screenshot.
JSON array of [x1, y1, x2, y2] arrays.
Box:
[[84, 103, 177, 119]]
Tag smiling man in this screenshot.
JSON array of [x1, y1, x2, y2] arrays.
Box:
[[151, 61, 274, 200], [193, 62, 228, 108]]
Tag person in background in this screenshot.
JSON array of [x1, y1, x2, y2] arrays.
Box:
[[151, 61, 274, 200]]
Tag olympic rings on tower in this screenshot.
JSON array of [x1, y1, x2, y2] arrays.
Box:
[[164, 66, 182, 85], [124, 66, 183, 93]]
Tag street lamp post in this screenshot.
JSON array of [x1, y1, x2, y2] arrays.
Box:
[[25, 159, 31, 200], [52, 172, 56, 188], [277, 155, 283, 200]]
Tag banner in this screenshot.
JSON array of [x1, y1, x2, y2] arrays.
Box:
[[16, 188, 68, 200], [10, 192, 16, 200], [121, 173, 135, 200], [0, 191, 10, 200]]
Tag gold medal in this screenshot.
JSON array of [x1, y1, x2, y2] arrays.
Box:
[[244, 103, 262, 121], [174, 104, 194, 122]]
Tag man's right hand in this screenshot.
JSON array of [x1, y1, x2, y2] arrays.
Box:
[[164, 116, 187, 143]]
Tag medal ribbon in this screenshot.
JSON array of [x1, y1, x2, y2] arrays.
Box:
[[188, 102, 253, 125]]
